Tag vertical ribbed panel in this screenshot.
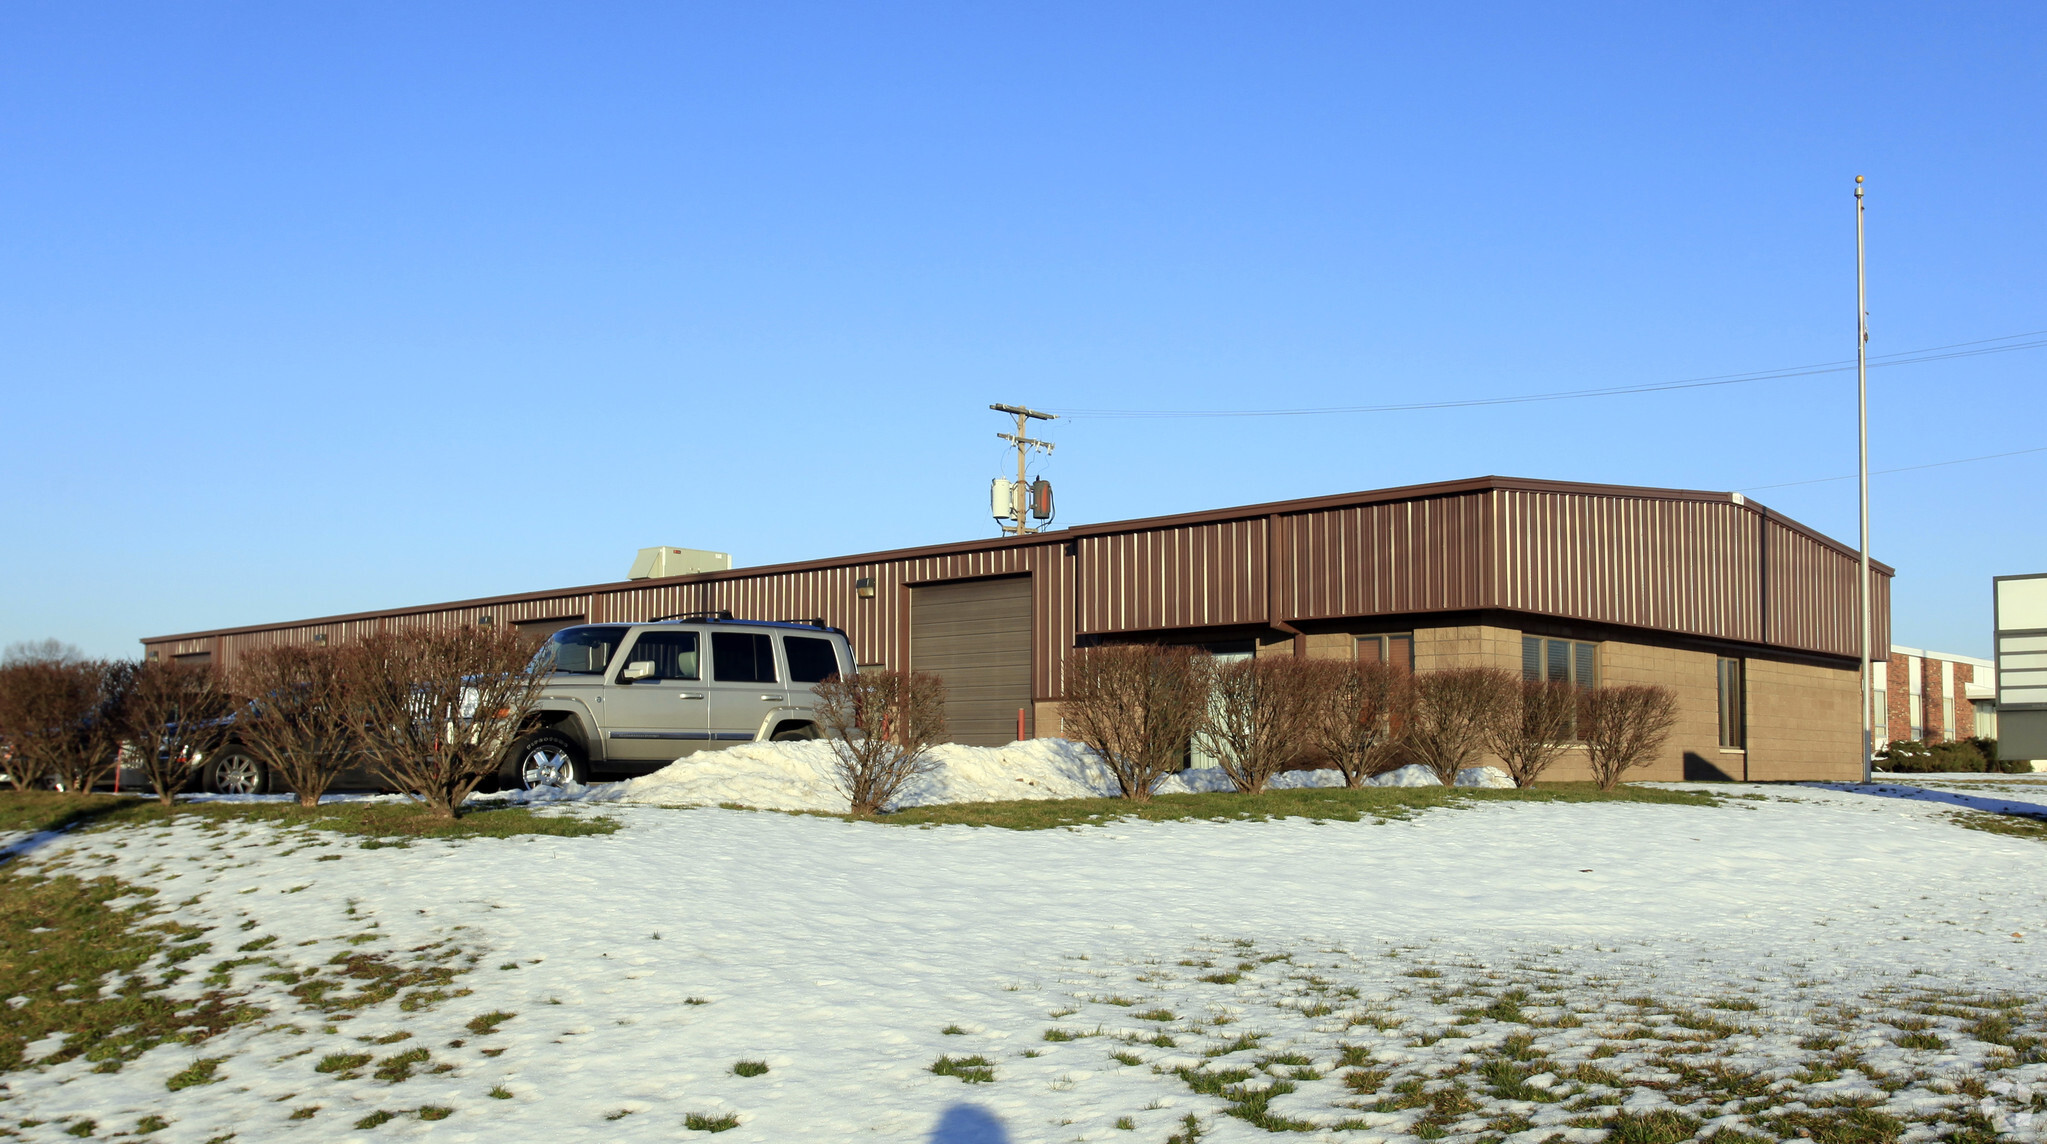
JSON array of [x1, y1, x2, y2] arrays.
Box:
[[1074, 518, 1266, 634]]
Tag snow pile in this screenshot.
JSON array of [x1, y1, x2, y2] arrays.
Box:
[[505, 740, 1516, 812]]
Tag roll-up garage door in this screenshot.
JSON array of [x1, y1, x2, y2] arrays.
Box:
[[911, 576, 1033, 746]]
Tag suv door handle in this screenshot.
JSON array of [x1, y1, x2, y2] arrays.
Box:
[[760, 695, 781, 701], [678, 692, 706, 700]]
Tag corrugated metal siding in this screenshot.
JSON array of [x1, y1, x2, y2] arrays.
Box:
[[1075, 518, 1265, 634], [1494, 490, 1764, 644], [141, 479, 1894, 687], [1286, 492, 1494, 619]]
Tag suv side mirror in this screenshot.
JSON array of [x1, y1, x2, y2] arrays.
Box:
[[620, 661, 655, 682]]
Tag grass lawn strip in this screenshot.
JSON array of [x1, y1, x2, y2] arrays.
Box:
[[865, 781, 1720, 830]]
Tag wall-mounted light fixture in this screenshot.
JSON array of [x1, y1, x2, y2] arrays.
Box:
[[313, 633, 328, 646], [855, 576, 876, 599], [478, 614, 495, 626], [147, 649, 160, 661]]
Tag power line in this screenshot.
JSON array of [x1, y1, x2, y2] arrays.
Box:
[[1740, 444, 2047, 492], [1047, 328, 2047, 420]]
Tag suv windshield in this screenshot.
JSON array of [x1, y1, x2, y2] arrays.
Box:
[[539, 625, 634, 675]]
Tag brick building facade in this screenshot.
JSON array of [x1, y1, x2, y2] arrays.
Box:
[[1876, 646, 1994, 746]]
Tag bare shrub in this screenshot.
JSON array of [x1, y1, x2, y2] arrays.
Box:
[[811, 668, 948, 816], [121, 660, 238, 806], [1580, 684, 1681, 791], [1404, 666, 1516, 786], [347, 626, 551, 820], [1484, 678, 1582, 788], [1059, 645, 1210, 802], [1301, 658, 1414, 788], [231, 644, 360, 808], [58, 660, 138, 795], [1197, 656, 1319, 794], [0, 660, 97, 791]]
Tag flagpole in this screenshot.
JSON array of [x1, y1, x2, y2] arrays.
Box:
[[1856, 175, 1872, 783]]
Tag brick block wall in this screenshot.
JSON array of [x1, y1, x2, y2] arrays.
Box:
[[1593, 641, 1722, 782], [1745, 658, 1861, 780], [1413, 625, 1521, 672]]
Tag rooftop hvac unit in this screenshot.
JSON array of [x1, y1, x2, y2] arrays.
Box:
[[627, 546, 732, 580]]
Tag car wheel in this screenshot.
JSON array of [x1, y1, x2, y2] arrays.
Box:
[[510, 731, 586, 790], [770, 724, 818, 742], [206, 749, 269, 795]]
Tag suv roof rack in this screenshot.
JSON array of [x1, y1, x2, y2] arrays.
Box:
[[649, 609, 733, 623], [778, 617, 829, 629]]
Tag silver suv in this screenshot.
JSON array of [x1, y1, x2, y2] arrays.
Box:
[[502, 615, 853, 788]]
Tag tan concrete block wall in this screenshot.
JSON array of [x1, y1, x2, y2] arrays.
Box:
[[1413, 625, 1521, 672], [1746, 658, 1860, 781], [1034, 699, 1065, 740], [1594, 641, 1722, 783]]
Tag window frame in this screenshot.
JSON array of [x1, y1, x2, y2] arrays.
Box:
[[1520, 636, 1598, 689], [618, 629, 702, 683], [711, 631, 780, 684], [1716, 656, 1746, 750], [1355, 633, 1414, 671]]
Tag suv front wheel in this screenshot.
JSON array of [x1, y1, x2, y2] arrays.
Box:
[[507, 730, 587, 790]]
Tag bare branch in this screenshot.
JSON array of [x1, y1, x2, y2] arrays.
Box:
[[1404, 667, 1516, 787], [120, 660, 236, 806], [1580, 685, 1680, 791], [1058, 645, 1210, 802], [1301, 658, 1414, 788], [347, 626, 551, 819], [230, 645, 360, 808], [1196, 656, 1318, 794], [1482, 678, 1581, 788], [811, 668, 948, 816]]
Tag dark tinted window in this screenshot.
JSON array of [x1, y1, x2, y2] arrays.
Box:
[[783, 636, 840, 684], [712, 632, 778, 683], [543, 625, 633, 675], [620, 631, 700, 681]]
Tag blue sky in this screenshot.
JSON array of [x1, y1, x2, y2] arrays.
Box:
[[2, 2, 2041, 659]]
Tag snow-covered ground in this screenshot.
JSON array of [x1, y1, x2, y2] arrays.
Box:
[[2, 764, 2045, 1142]]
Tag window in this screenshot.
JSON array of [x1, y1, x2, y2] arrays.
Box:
[[542, 625, 632, 675], [783, 636, 840, 684], [619, 630, 700, 681], [1717, 657, 1745, 749], [1356, 634, 1413, 670], [713, 632, 778, 683], [1521, 637, 1597, 687]]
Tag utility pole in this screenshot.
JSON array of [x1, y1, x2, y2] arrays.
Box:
[[990, 403, 1055, 536], [1856, 175, 1873, 784]]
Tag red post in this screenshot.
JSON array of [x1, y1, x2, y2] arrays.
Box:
[[1017, 708, 1026, 742]]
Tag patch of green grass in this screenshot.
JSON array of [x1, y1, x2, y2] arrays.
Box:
[[466, 1010, 515, 1035], [137, 1114, 171, 1133], [1134, 1008, 1175, 1022], [1603, 1108, 1704, 1144], [1945, 810, 2047, 842], [930, 1053, 996, 1083], [64, 1118, 95, 1136], [354, 1110, 396, 1130], [732, 1059, 769, 1077], [315, 1051, 372, 1075], [418, 1106, 453, 1121], [0, 869, 260, 1075], [287, 1107, 318, 1121], [857, 782, 1719, 830], [166, 1056, 228, 1091], [488, 1085, 513, 1100], [373, 1046, 430, 1083], [683, 1111, 740, 1132]]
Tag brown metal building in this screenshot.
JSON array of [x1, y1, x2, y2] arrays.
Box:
[[142, 476, 1892, 782]]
